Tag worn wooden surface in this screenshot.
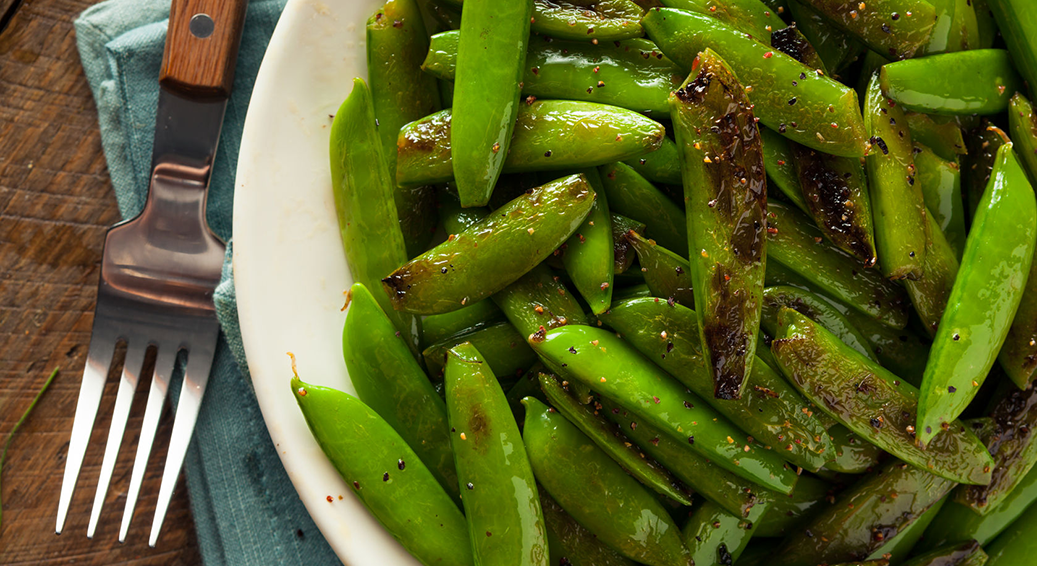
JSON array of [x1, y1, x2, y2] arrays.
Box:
[[0, 0, 201, 564]]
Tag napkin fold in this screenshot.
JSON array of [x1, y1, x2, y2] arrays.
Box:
[[75, 1, 340, 564]]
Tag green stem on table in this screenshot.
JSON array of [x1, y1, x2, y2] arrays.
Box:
[[1, 366, 59, 533]]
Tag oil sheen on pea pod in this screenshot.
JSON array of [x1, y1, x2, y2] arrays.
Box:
[[396, 103, 666, 188], [773, 458, 956, 566], [598, 297, 834, 472], [444, 343, 547, 566], [865, 497, 949, 564], [540, 491, 637, 566], [905, 113, 967, 162], [610, 213, 645, 274], [521, 397, 694, 566], [491, 264, 587, 341], [330, 79, 422, 358], [599, 162, 688, 256], [451, 0, 532, 207], [291, 379, 473, 566], [561, 168, 614, 314], [625, 231, 694, 307], [761, 126, 810, 213], [623, 135, 682, 185], [682, 500, 760, 565], [383, 174, 594, 314], [985, 497, 1037, 566], [761, 285, 877, 362], [794, 0, 936, 60], [963, 124, 1010, 224], [660, 0, 786, 43], [904, 211, 959, 338], [645, 9, 869, 158], [670, 48, 767, 400], [901, 541, 987, 566], [880, 50, 1022, 116], [987, 0, 1037, 109], [824, 424, 884, 475], [423, 322, 537, 384], [915, 146, 966, 259], [786, 0, 866, 75], [917, 145, 1037, 445], [367, 0, 440, 257], [920, 0, 980, 55], [772, 308, 994, 485], [755, 474, 833, 538], [766, 201, 911, 328], [532, 324, 800, 493], [343, 283, 458, 499]]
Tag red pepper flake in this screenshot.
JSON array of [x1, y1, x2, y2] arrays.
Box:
[[763, 51, 773, 59], [653, 396, 661, 404], [593, 66, 600, 73], [597, 80, 605, 88], [525, 96, 537, 105], [392, 19, 403, 28], [352, 481, 360, 490], [776, 160, 785, 166], [326, 495, 334, 502], [767, 227, 779, 235], [492, 142, 500, 153]]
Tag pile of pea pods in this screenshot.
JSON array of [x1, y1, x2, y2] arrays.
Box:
[[291, 0, 1037, 564]]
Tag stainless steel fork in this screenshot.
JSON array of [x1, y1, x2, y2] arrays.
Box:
[[56, 0, 248, 546]]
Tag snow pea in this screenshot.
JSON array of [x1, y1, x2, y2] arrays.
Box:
[[771, 24, 829, 75], [755, 474, 832, 537], [825, 424, 884, 475], [343, 283, 458, 499], [962, 124, 1010, 225], [766, 201, 911, 329], [682, 500, 760, 565], [383, 174, 594, 314], [902, 541, 987, 566], [905, 113, 967, 163], [625, 231, 695, 307], [368, 0, 440, 257], [491, 264, 587, 341], [291, 378, 472, 566], [917, 144, 1037, 445], [786, 0, 866, 74], [671, 49, 768, 400], [330, 78, 422, 358], [599, 162, 688, 256], [450, 0, 532, 207], [421, 299, 503, 347], [610, 213, 645, 274], [644, 8, 869, 158], [444, 343, 547, 566], [562, 168, 614, 315], [521, 397, 694, 566], [864, 72, 928, 281], [761, 126, 810, 213], [761, 285, 877, 362], [533, 324, 800, 493], [598, 297, 834, 472], [540, 491, 637, 566], [916, 146, 966, 259], [880, 50, 1022, 116], [395, 103, 666, 188], [661, 0, 786, 43], [866, 497, 949, 564], [793, 0, 936, 60], [988, 0, 1037, 107], [774, 459, 956, 566], [423, 322, 537, 384], [985, 497, 1037, 566], [904, 211, 959, 337], [623, 134, 682, 185], [772, 308, 994, 485], [920, 0, 979, 55]]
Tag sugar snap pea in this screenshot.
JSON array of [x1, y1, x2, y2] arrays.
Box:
[[436, 0, 646, 40], [291, 379, 472, 566], [682, 500, 760, 565], [522, 397, 694, 566], [906, 113, 967, 162], [755, 474, 832, 537], [761, 285, 877, 362], [444, 343, 547, 565], [661, 0, 786, 43], [421, 299, 503, 347], [771, 24, 829, 74], [625, 231, 695, 307], [904, 211, 959, 337], [610, 213, 645, 274], [984, 496, 1037, 566], [492, 264, 587, 341], [506, 363, 548, 422], [437, 189, 487, 236], [561, 168, 614, 315], [963, 124, 1010, 224], [623, 134, 682, 185], [671, 48, 768, 400], [424, 322, 537, 384], [772, 308, 994, 485], [866, 497, 949, 564], [917, 144, 1037, 445], [988, 0, 1037, 106], [921, 0, 979, 55], [761, 126, 811, 213], [599, 162, 688, 256], [396, 103, 666, 187], [916, 146, 966, 259], [902, 541, 987, 566], [786, 0, 866, 74], [824, 424, 884, 475], [794, 0, 936, 60], [880, 50, 1022, 116], [540, 491, 637, 566]]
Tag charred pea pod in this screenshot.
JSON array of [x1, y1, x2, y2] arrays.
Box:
[[761, 126, 810, 213], [682, 500, 760, 565], [491, 264, 587, 340], [599, 162, 688, 256], [985, 497, 1037, 566], [921, 0, 980, 55], [598, 297, 833, 471], [368, 0, 441, 257], [905, 113, 967, 162], [770, 24, 829, 74], [611, 213, 645, 274], [772, 308, 995, 485], [864, 72, 928, 281], [916, 146, 966, 259], [538, 373, 695, 505], [765, 201, 911, 329], [421, 299, 504, 347], [761, 285, 877, 362], [902, 541, 987, 566], [917, 145, 1037, 446], [625, 231, 694, 307], [331, 79, 422, 357], [824, 424, 884, 475], [540, 491, 638, 566], [786, 0, 866, 74], [450, 0, 532, 207], [842, 308, 930, 387], [522, 397, 694, 566], [774, 458, 956, 566], [623, 135, 682, 185], [532, 324, 800, 493], [395, 103, 666, 187], [963, 124, 1010, 224], [880, 50, 1022, 116], [793, 0, 935, 59], [670, 48, 768, 400], [755, 474, 832, 537], [291, 379, 473, 566], [866, 497, 950, 564], [644, 9, 869, 158], [383, 174, 594, 314], [661, 0, 786, 43], [904, 211, 959, 337], [423, 322, 537, 385], [561, 168, 614, 315], [988, 0, 1037, 105], [530, 0, 645, 41]]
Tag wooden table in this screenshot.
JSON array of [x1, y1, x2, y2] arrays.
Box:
[[0, 1, 201, 563]]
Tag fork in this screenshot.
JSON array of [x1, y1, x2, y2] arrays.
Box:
[[56, 0, 248, 546]]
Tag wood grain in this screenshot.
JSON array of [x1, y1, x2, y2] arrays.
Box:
[[160, 0, 248, 99], [0, 1, 201, 564]]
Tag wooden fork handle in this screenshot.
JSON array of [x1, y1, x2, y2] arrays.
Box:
[[160, 0, 249, 100]]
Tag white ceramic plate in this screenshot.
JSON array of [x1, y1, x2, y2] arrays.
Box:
[[233, 0, 421, 564]]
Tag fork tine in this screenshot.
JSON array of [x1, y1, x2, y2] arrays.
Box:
[[119, 345, 177, 543], [149, 332, 218, 547]]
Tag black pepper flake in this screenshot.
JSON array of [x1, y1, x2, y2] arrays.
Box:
[[948, 386, 957, 393], [684, 400, 693, 409], [398, 459, 405, 470], [953, 333, 960, 341], [892, 12, 900, 20], [545, 150, 553, 157], [383, 472, 390, 481], [568, 346, 577, 354], [353, 481, 360, 489], [788, 97, 797, 106], [688, 436, 695, 444], [871, 417, 883, 428], [870, 136, 889, 155], [882, 23, 892, 33], [467, 482, 474, 490], [799, 72, 807, 80]]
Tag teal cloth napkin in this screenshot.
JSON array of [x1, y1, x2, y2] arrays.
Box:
[[74, 1, 340, 564]]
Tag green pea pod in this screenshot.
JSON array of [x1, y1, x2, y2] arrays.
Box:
[[737, 539, 784, 566], [845, 310, 930, 388], [864, 71, 928, 280], [421, 299, 504, 347], [291, 378, 472, 566], [963, 124, 1010, 224], [794, 0, 935, 59], [774, 458, 956, 566], [771, 24, 829, 75], [493, 268, 585, 344], [825, 424, 884, 475], [766, 201, 911, 328], [599, 162, 688, 256], [921, 0, 980, 55], [623, 135, 682, 185], [971, 0, 996, 48], [530, 0, 645, 41], [987, 0, 1037, 107], [985, 497, 1037, 566], [611, 213, 646, 274], [444, 343, 547, 565], [917, 144, 1037, 445], [772, 308, 994, 485], [562, 168, 614, 315], [368, 0, 440, 257], [533, 323, 800, 493], [521, 397, 694, 566], [901, 541, 988, 566], [661, 0, 785, 43], [331, 78, 422, 358], [644, 8, 869, 158], [671, 48, 768, 400], [904, 211, 959, 337], [598, 297, 834, 472], [916, 146, 966, 259], [866, 497, 949, 564], [396, 103, 666, 187], [682, 500, 759, 565], [451, 0, 532, 206], [786, 0, 866, 74], [761, 285, 878, 362], [612, 282, 651, 301], [905, 113, 967, 162], [880, 50, 1022, 116], [540, 490, 637, 566], [437, 189, 488, 236], [383, 174, 594, 314], [761, 126, 810, 213], [424, 322, 538, 384], [625, 231, 694, 307], [538, 373, 695, 505], [506, 362, 548, 422], [344, 283, 458, 499], [756, 474, 832, 537]]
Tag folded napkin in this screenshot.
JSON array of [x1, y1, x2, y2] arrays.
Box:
[[75, 1, 340, 564]]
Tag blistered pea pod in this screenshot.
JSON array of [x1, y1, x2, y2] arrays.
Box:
[[880, 50, 1022, 116], [539, 490, 637, 566], [761, 126, 810, 213], [794, 0, 936, 59], [905, 113, 967, 163], [624, 231, 694, 307], [660, 0, 786, 43], [770, 24, 829, 76], [865, 497, 949, 564], [561, 168, 614, 315], [915, 145, 966, 259], [436, 0, 646, 41], [610, 213, 645, 275], [599, 162, 688, 256], [988, 0, 1037, 106], [761, 285, 878, 363], [682, 500, 760, 565], [491, 264, 587, 342], [901, 541, 988, 566], [823, 424, 883, 475], [755, 474, 833, 538], [786, 0, 866, 74]]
